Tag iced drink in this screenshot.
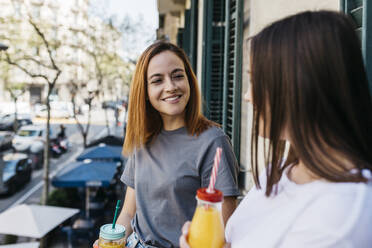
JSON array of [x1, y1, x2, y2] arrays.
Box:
[[98, 224, 126, 248], [188, 188, 224, 248]]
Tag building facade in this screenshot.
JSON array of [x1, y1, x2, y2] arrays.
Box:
[[157, 0, 372, 192], [0, 0, 124, 107]]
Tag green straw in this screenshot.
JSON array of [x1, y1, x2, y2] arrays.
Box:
[[112, 200, 121, 229]]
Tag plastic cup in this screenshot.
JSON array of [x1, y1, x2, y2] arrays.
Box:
[[98, 223, 126, 248]]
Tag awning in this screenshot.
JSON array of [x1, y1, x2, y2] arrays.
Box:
[[76, 144, 123, 162], [51, 161, 117, 188], [0, 204, 79, 238], [0, 242, 39, 248]]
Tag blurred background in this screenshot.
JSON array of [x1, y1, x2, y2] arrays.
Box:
[[0, 0, 370, 247]]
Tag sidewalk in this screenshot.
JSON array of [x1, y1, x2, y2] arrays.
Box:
[[32, 109, 116, 126]]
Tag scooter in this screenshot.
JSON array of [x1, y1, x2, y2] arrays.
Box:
[[50, 139, 62, 158], [58, 137, 69, 153]]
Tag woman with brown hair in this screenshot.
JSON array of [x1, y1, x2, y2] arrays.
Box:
[[180, 10, 372, 248], [100, 41, 239, 248]]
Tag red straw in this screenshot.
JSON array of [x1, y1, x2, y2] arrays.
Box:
[[207, 147, 222, 193]]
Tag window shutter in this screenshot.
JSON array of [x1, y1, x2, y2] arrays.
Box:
[[202, 0, 226, 124], [177, 27, 184, 48], [222, 0, 243, 160], [178, 0, 198, 71], [182, 9, 191, 56], [189, 0, 198, 71], [343, 0, 372, 93]]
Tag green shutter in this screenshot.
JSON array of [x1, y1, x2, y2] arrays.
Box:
[[182, 9, 191, 56], [222, 0, 243, 161], [177, 27, 184, 48], [343, 0, 372, 93], [179, 1, 198, 71], [202, 0, 225, 124], [189, 0, 198, 71]]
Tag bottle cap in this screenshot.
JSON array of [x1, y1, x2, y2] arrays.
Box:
[[196, 188, 223, 203], [99, 224, 125, 240]]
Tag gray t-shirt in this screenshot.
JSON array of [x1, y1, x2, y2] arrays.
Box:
[[121, 126, 240, 248]]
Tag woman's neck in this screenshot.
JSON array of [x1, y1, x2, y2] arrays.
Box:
[[162, 116, 186, 131], [287, 160, 320, 184]]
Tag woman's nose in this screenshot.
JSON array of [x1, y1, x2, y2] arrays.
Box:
[[164, 77, 177, 91]]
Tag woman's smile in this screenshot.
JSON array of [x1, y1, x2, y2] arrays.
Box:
[[161, 94, 182, 103]]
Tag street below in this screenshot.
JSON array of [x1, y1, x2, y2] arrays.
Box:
[[0, 117, 120, 213]]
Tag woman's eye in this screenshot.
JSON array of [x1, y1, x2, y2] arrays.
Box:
[[173, 74, 184, 79], [151, 79, 162, 84]]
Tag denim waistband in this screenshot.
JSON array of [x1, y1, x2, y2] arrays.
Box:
[[126, 232, 158, 248]]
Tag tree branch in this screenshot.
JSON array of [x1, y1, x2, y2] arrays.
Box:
[[18, 56, 56, 70], [28, 18, 60, 73], [5, 53, 49, 81]]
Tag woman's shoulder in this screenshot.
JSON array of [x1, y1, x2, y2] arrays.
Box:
[[296, 181, 372, 234], [198, 125, 226, 140]]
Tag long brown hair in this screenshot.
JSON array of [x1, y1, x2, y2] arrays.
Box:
[[250, 11, 372, 196], [123, 41, 215, 155]]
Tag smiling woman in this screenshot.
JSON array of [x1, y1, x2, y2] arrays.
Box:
[[147, 51, 191, 130], [93, 41, 240, 248], [123, 42, 214, 155]]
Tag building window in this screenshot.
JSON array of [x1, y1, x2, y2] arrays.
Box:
[[200, 0, 244, 160], [159, 14, 165, 29], [201, 0, 226, 125], [342, 0, 372, 92], [222, 0, 244, 160]]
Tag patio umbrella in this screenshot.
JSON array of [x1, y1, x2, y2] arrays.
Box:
[[51, 161, 117, 188], [87, 135, 124, 147], [0, 204, 79, 238], [0, 242, 39, 248], [51, 161, 118, 218], [76, 143, 123, 162]]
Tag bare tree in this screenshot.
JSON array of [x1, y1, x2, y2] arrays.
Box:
[[5, 18, 61, 205], [69, 81, 97, 147]]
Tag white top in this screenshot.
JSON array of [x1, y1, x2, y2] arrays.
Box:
[[225, 168, 372, 248]]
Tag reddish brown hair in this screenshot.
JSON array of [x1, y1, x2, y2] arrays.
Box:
[[123, 41, 216, 155]]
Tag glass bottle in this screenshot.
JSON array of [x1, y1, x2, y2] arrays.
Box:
[[188, 188, 225, 248]]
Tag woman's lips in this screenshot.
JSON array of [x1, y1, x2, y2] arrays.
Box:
[[162, 95, 182, 103]]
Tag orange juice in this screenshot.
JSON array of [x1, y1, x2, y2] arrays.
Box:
[[188, 188, 225, 248], [98, 241, 125, 248]]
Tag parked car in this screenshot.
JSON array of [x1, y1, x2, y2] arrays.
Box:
[[12, 125, 52, 153], [0, 131, 13, 150], [34, 102, 73, 119], [0, 153, 32, 195], [28, 150, 44, 170], [0, 113, 33, 131]]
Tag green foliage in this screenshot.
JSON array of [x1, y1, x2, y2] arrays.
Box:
[[46, 188, 81, 209]]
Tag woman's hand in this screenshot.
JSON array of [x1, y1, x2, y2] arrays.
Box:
[[179, 221, 191, 248], [93, 239, 99, 248]]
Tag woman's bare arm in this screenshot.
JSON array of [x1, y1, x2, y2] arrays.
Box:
[[116, 186, 136, 240], [222, 196, 237, 225]]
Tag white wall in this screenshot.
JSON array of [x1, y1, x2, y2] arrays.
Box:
[[250, 0, 340, 35]]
